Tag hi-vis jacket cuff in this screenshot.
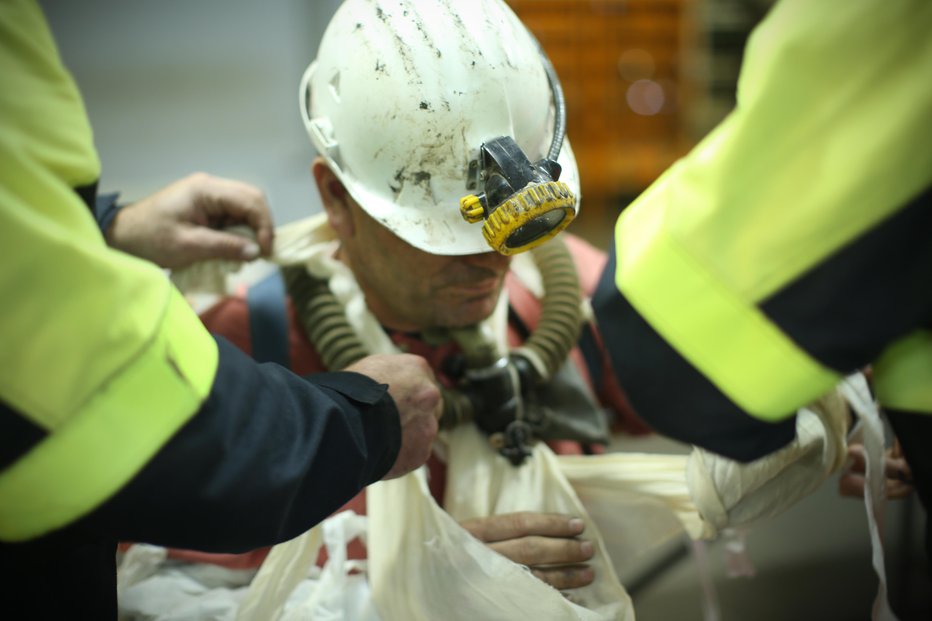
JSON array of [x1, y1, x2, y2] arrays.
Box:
[[615, 191, 841, 422], [0, 289, 218, 541], [873, 331, 932, 415]]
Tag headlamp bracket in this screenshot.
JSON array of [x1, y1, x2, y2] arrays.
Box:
[[460, 136, 575, 255], [465, 136, 563, 218]]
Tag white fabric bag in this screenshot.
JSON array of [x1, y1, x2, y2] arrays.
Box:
[[367, 425, 635, 621], [236, 428, 708, 621]]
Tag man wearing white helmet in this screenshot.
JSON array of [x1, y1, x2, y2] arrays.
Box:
[[123, 0, 652, 608]]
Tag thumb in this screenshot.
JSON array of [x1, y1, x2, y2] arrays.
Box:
[[838, 473, 865, 499], [178, 227, 261, 263]]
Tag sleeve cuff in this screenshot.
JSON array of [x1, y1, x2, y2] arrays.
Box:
[[93, 192, 123, 237], [310, 371, 402, 484]]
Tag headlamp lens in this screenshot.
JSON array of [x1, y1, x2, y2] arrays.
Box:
[[459, 135, 577, 255], [505, 207, 568, 250]]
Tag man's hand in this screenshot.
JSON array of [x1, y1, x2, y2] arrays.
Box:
[[839, 440, 914, 500], [106, 172, 274, 269], [460, 512, 595, 590], [345, 354, 442, 480]]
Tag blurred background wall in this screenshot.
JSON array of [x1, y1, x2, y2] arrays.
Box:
[[41, 1, 930, 618], [41, 0, 769, 245]]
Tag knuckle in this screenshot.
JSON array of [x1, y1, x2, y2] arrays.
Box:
[[569, 539, 590, 560], [551, 569, 574, 590], [564, 566, 594, 588], [172, 232, 198, 254], [531, 567, 580, 591], [505, 512, 528, 536], [187, 171, 212, 185], [515, 538, 539, 562], [421, 384, 442, 409], [245, 186, 265, 204]]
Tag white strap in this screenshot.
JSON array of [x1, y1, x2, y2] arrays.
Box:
[[839, 374, 900, 621], [690, 539, 723, 621]]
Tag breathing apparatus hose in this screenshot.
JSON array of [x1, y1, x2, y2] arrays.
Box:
[[514, 235, 582, 381], [282, 237, 582, 430], [281, 266, 369, 371]]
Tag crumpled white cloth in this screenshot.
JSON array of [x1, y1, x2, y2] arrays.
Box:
[[686, 386, 850, 534]]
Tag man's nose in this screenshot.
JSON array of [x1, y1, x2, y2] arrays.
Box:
[[463, 251, 511, 272]]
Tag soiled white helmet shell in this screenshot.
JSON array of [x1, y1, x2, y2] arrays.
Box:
[[300, 0, 580, 256]]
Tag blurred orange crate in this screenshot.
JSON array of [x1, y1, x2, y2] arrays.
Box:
[[508, 0, 698, 245]]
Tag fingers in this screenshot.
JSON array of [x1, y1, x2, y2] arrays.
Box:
[[839, 471, 915, 500], [486, 534, 594, 568], [891, 438, 904, 458], [885, 457, 913, 483], [191, 173, 275, 256], [845, 444, 866, 474], [176, 227, 262, 264], [351, 354, 442, 421], [838, 472, 865, 498], [107, 172, 275, 269], [460, 511, 585, 543], [886, 479, 915, 500], [840, 443, 915, 500], [460, 512, 595, 590], [845, 445, 914, 482], [531, 565, 595, 591]]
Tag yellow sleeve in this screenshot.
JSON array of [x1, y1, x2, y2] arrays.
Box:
[[0, 0, 218, 541], [614, 0, 932, 420]]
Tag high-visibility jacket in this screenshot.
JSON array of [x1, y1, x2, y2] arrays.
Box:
[[1, 0, 399, 554], [593, 0, 932, 459]]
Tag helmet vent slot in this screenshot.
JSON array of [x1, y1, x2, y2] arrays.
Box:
[[328, 71, 342, 103]]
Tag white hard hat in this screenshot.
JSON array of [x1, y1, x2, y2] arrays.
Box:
[[300, 0, 580, 256]]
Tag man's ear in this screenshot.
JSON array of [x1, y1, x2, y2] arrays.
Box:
[[312, 157, 355, 237]]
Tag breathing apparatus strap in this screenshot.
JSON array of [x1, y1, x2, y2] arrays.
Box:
[[246, 271, 291, 367]]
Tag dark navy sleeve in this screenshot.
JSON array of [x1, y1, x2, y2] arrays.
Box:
[[594, 185, 932, 463], [592, 242, 797, 462], [72, 336, 401, 553]]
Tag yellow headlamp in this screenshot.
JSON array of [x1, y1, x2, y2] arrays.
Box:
[[459, 136, 576, 255]]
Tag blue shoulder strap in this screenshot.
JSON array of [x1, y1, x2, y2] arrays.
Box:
[[246, 270, 291, 368], [577, 321, 604, 389]]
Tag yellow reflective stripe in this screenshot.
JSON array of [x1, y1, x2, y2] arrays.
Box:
[[0, 289, 218, 541], [615, 190, 840, 421], [873, 331, 932, 415]]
